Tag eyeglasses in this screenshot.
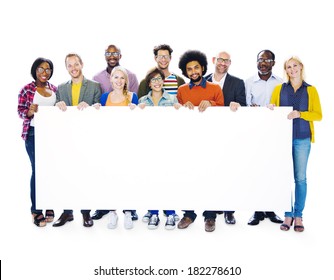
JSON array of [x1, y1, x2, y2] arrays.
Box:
[[216, 58, 231, 64], [105, 52, 120, 57], [37, 67, 52, 74], [151, 76, 163, 83], [156, 55, 171, 60], [257, 58, 274, 63]]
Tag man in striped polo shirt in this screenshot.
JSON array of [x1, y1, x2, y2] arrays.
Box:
[[137, 44, 185, 100]]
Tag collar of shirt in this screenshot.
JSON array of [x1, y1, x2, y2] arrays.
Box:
[[212, 73, 227, 89], [287, 80, 310, 88], [147, 88, 170, 100], [189, 77, 207, 89], [253, 73, 281, 83]]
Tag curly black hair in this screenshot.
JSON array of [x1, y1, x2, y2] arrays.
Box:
[[178, 50, 208, 77]]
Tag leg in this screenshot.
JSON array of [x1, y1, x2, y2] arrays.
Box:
[[25, 128, 40, 215], [292, 138, 311, 218]]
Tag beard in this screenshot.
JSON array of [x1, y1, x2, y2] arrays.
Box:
[[190, 75, 202, 83]]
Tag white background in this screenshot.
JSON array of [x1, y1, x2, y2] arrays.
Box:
[[1, 0, 333, 279]]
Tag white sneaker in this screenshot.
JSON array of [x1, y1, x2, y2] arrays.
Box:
[[165, 215, 176, 230], [142, 211, 151, 222], [107, 211, 118, 229], [124, 211, 133, 229], [148, 214, 160, 229]]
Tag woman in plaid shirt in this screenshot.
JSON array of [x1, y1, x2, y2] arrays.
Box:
[[17, 57, 57, 227]]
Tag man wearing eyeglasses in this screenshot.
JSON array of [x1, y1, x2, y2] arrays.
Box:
[[233, 49, 284, 226], [91, 44, 139, 222], [137, 44, 185, 100], [202, 51, 246, 230], [93, 44, 139, 93]]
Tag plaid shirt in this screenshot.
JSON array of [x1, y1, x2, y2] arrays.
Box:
[[18, 81, 57, 140]]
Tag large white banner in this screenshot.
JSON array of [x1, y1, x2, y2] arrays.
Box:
[[35, 106, 293, 211]]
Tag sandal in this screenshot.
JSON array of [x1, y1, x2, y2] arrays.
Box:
[[294, 217, 304, 232], [280, 217, 294, 231], [45, 210, 55, 223], [32, 213, 46, 227]]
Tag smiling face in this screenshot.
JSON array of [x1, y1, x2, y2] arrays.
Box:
[[149, 74, 164, 93], [65, 55, 83, 80], [155, 49, 171, 70], [257, 51, 275, 76], [36, 62, 52, 84], [213, 52, 231, 75], [285, 59, 303, 80], [186, 60, 204, 84], [110, 69, 127, 91], [105, 46, 121, 69]]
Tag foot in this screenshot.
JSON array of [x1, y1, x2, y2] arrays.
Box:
[[45, 210, 54, 223], [131, 211, 138, 221], [224, 212, 236, 225], [82, 212, 93, 227], [124, 211, 133, 229], [177, 217, 193, 229], [107, 211, 118, 229], [165, 215, 176, 230], [32, 213, 46, 227], [294, 217, 304, 232], [142, 211, 151, 222], [265, 212, 283, 223], [280, 217, 294, 231], [247, 212, 265, 226], [148, 214, 160, 229], [92, 210, 109, 220], [205, 218, 216, 232], [53, 212, 74, 227]]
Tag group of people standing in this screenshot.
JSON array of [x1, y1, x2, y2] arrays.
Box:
[[17, 44, 322, 233]]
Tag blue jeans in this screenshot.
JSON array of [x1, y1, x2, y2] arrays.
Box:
[[285, 138, 311, 218], [25, 127, 41, 214]]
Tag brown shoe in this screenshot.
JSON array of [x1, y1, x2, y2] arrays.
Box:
[[82, 212, 94, 227], [53, 212, 74, 227], [177, 217, 193, 229], [205, 218, 216, 232]]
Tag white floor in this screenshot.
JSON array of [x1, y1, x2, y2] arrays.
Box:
[[1, 197, 332, 280]]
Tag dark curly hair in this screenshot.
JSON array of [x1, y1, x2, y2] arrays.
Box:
[[31, 57, 54, 80], [153, 44, 173, 56], [178, 50, 208, 77]]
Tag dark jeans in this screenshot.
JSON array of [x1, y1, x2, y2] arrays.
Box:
[[203, 211, 234, 220], [25, 127, 41, 214], [182, 210, 197, 221], [63, 210, 91, 215]]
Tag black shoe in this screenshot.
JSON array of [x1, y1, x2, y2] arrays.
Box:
[[82, 212, 94, 227], [265, 212, 283, 223], [247, 212, 265, 226], [53, 212, 74, 227], [131, 211, 138, 221], [224, 212, 236, 224], [91, 210, 109, 220]]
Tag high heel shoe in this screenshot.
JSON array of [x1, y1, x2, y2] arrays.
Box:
[[280, 217, 294, 231], [294, 217, 304, 232]]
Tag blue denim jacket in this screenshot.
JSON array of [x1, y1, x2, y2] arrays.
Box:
[[138, 89, 178, 106]]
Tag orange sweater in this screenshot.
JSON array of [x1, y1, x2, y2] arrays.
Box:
[[177, 81, 224, 106]]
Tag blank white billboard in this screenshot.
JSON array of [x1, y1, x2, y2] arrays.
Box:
[[35, 106, 293, 211]]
